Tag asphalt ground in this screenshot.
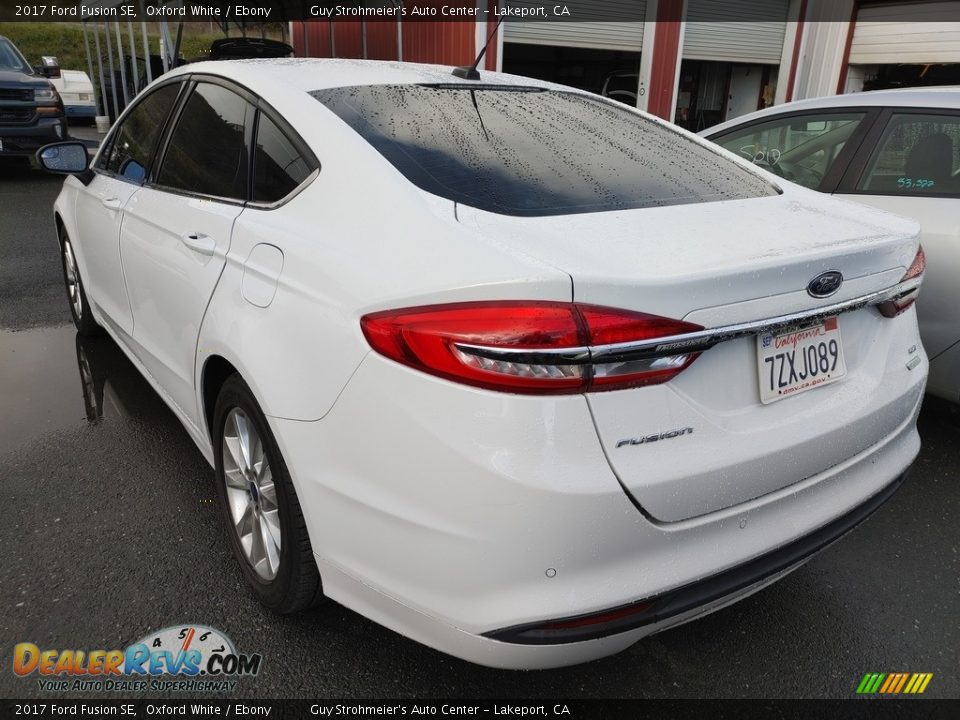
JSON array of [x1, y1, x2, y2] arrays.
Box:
[[0, 159, 957, 700]]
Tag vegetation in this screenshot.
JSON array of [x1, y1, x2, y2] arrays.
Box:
[[0, 22, 271, 73]]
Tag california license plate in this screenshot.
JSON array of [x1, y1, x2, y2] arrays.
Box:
[[757, 318, 846, 404]]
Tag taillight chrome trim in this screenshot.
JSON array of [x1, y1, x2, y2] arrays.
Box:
[[454, 343, 591, 364], [455, 276, 922, 367]]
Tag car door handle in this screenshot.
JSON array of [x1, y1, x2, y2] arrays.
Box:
[[100, 196, 122, 210], [180, 232, 216, 256]]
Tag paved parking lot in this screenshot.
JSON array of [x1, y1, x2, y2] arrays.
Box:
[[0, 161, 957, 699]]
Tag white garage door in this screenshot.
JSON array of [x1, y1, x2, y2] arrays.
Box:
[[683, 0, 789, 64], [503, 0, 646, 52], [850, 1, 960, 64]]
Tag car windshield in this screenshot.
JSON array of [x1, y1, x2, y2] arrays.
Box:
[[311, 84, 778, 216], [0, 38, 31, 74]]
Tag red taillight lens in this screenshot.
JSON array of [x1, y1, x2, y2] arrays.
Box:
[[361, 301, 703, 394], [878, 245, 925, 318]]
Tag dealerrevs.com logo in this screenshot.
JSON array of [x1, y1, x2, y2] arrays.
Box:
[[13, 625, 262, 693]]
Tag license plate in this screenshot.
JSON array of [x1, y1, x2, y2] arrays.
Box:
[[757, 318, 846, 404]]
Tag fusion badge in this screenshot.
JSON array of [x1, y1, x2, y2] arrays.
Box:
[[616, 427, 694, 448]]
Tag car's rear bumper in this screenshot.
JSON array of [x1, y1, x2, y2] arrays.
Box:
[[64, 104, 97, 119], [486, 468, 908, 646], [270, 349, 923, 669]]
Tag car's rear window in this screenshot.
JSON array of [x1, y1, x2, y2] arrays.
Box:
[[311, 84, 778, 216]]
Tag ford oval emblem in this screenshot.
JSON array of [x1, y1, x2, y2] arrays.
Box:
[[807, 271, 843, 298]]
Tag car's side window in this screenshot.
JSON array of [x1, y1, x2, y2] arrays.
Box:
[[857, 113, 960, 196], [252, 113, 313, 204], [97, 83, 181, 183], [155, 82, 253, 201], [711, 112, 867, 190]]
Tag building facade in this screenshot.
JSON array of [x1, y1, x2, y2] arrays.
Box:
[[291, 0, 960, 131]]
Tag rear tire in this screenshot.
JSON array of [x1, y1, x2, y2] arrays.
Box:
[[213, 374, 324, 613], [59, 226, 103, 337]]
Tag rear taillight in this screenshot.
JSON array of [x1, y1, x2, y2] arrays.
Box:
[[361, 302, 703, 394], [877, 245, 925, 318]]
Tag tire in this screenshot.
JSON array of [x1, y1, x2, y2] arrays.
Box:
[[213, 374, 324, 613], [58, 226, 103, 337]]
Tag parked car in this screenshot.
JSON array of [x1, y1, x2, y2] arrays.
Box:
[[50, 68, 97, 124], [37, 60, 927, 669], [0, 35, 66, 157], [207, 37, 294, 60], [703, 88, 960, 404]]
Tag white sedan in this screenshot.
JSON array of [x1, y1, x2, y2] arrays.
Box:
[[38, 60, 926, 669], [704, 88, 960, 404]]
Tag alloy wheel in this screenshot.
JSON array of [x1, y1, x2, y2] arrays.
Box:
[[62, 239, 82, 319], [221, 407, 282, 580]]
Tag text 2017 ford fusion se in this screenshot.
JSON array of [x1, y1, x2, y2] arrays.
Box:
[[38, 59, 927, 669]]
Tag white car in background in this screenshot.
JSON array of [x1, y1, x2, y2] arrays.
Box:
[[704, 88, 960, 404], [37, 60, 927, 669], [49, 68, 96, 123]]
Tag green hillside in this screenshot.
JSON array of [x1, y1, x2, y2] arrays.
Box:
[[0, 22, 224, 73]]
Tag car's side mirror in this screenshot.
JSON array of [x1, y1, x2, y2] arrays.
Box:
[[35, 142, 91, 177], [36, 56, 61, 78]]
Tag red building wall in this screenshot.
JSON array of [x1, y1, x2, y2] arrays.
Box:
[[645, 0, 684, 120], [292, 7, 499, 71]]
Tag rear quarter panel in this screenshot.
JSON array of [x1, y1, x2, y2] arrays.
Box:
[[194, 85, 572, 425]]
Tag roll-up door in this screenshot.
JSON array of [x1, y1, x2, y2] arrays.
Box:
[[503, 1, 646, 52], [683, 0, 789, 64], [850, 1, 960, 64]]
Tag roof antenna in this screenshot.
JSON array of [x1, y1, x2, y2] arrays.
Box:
[[452, 17, 504, 80]]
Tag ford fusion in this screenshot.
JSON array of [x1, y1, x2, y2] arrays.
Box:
[[38, 60, 927, 669]]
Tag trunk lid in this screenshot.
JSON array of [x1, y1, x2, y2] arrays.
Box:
[[457, 189, 921, 521]]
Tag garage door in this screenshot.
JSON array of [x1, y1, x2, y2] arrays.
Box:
[[850, 1, 960, 64], [502, 0, 646, 52], [683, 0, 789, 64]]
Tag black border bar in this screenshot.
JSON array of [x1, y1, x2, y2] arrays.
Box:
[[3, 1, 957, 23]]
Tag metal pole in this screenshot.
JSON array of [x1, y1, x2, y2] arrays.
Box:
[[104, 22, 119, 120], [159, 21, 171, 73], [302, 21, 310, 56], [127, 21, 139, 93], [173, 22, 184, 66], [397, 2, 403, 61], [92, 24, 109, 121], [328, 21, 335, 57], [114, 21, 130, 110], [81, 21, 100, 116], [138, 1, 152, 84], [362, 21, 368, 59], [172, 0, 186, 65]]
